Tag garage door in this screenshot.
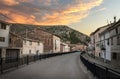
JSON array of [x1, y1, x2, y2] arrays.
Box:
[[6, 49, 20, 58]]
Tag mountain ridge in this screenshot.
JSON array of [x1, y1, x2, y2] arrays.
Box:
[[10, 23, 90, 45]]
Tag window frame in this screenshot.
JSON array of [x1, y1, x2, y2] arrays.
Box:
[[0, 37, 5, 42]]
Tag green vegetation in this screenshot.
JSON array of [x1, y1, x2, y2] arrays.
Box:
[[11, 23, 90, 45]]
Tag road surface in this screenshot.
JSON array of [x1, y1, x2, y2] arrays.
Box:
[[0, 52, 94, 79]]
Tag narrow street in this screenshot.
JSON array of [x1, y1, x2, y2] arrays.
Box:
[[0, 52, 94, 79]]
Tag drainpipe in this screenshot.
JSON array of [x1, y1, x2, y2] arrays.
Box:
[[104, 34, 106, 63]]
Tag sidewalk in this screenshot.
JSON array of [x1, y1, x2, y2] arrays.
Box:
[[82, 53, 120, 72]]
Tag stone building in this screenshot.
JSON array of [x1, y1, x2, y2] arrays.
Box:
[[29, 28, 61, 53], [1, 31, 44, 58], [13, 27, 61, 53]]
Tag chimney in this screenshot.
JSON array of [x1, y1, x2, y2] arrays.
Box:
[[114, 16, 116, 23]]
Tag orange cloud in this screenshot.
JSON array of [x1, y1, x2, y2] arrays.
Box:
[[0, 0, 104, 25], [0, 9, 38, 24], [8, 14, 39, 24], [37, 0, 104, 25], [1, 0, 19, 6]]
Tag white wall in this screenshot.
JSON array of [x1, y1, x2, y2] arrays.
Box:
[[53, 36, 60, 53], [94, 27, 108, 57], [22, 40, 44, 55], [0, 24, 10, 47], [100, 32, 111, 61], [36, 42, 44, 54], [64, 44, 70, 52], [105, 32, 111, 60]]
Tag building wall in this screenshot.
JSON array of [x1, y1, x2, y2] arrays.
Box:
[[9, 33, 23, 48], [22, 40, 43, 55], [104, 32, 111, 60], [64, 44, 70, 52], [110, 25, 120, 66], [0, 23, 10, 47], [94, 26, 108, 57], [27, 29, 53, 53], [60, 44, 65, 52], [60, 42, 70, 52], [100, 31, 111, 61], [53, 35, 60, 53]]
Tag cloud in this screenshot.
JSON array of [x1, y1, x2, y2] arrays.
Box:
[[1, 0, 19, 6], [97, 7, 107, 12], [0, 0, 104, 25]]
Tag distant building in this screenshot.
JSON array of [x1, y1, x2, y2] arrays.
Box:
[[60, 42, 70, 52], [68, 44, 86, 51]]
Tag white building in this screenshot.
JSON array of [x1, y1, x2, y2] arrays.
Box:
[[60, 42, 70, 52], [90, 25, 108, 57], [108, 20, 120, 67], [0, 21, 10, 47], [22, 39, 43, 55], [0, 20, 10, 58], [99, 25, 112, 61], [53, 35, 61, 53]]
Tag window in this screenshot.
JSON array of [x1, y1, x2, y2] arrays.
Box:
[[112, 53, 117, 60], [24, 40, 26, 45], [96, 43, 99, 47], [111, 37, 113, 45], [115, 28, 118, 34], [107, 39, 109, 45], [0, 37, 5, 42], [36, 50, 39, 55], [9, 38, 12, 44], [29, 50, 31, 54], [29, 41, 32, 45], [0, 23, 6, 29], [38, 42, 40, 46], [117, 35, 120, 45]]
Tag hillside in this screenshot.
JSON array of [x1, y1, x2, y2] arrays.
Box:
[[39, 26, 90, 45], [11, 24, 90, 45]]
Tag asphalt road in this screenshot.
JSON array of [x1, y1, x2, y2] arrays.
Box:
[[0, 52, 94, 79]]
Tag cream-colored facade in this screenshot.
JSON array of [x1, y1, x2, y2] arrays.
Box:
[[22, 39, 44, 55], [90, 26, 108, 57], [60, 42, 70, 52], [53, 35, 61, 53], [109, 21, 120, 67]]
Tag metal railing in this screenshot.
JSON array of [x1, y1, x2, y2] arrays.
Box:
[[0, 51, 76, 74], [80, 54, 120, 79]]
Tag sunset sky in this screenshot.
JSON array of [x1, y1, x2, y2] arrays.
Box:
[[0, 0, 120, 35]]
